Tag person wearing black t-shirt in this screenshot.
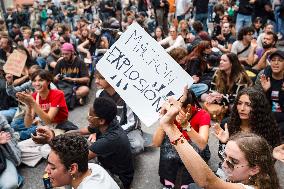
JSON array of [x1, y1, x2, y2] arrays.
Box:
[[235, 0, 256, 33], [255, 50, 284, 139], [54, 43, 90, 106], [211, 22, 236, 54], [71, 97, 134, 189]]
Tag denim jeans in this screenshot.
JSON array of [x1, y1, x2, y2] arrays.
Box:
[[195, 13, 208, 32], [191, 83, 208, 97], [208, 3, 214, 22], [0, 159, 18, 189], [10, 118, 37, 140], [85, 12, 93, 22], [0, 107, 17, 123], [275, 6, 284, 35], [236, 13, 252, 33], [36, 57, 47, 69], [66, 16, 75, 30]]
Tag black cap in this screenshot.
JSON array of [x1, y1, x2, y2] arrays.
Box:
[[270, 50, 284, 59]]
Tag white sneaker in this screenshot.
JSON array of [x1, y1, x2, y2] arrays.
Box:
[[277, 33, 283, 40]]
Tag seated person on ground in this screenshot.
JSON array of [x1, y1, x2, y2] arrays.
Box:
[[45, 134, 119, 189], [0, 114, 22, 189], [70, 97, 134, 189], [153, 88, 211, 189], [159, 96, 280, 189], [201, 53, 252, 109], [159, 26, 186, 52], [212, 87, 281, 178], [255, 50, 284, 139], [54, 42, 90, 108], [16, 70, 69, 167], [94, 71, 144, 154]]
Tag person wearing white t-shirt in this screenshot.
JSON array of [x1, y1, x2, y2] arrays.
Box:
[[175, 0, 192, 21], [159, 26, 186, 52], [45, 134, 119, 189]]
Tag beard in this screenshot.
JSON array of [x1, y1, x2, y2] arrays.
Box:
[[262, 42, 273, 49]]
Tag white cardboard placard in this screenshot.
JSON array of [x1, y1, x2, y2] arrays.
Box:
[[3, 50, 27, 77], [96, 22, 193, 126]]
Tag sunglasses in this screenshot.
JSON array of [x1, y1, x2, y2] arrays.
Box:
[[221, 153, 248, 170]]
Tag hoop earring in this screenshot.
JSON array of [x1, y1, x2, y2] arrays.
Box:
[[70, 173, 76, 180]]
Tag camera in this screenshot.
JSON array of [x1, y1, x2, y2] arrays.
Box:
[[53, 48, 61, 55]]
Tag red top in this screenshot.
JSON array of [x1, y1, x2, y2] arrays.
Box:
[[32, 89, 68, 124], [175, 108, 210, 140]]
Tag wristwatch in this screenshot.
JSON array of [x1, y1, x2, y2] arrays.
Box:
[[182, 122, 192, 132]]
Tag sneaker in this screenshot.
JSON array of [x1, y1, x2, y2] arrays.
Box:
[[277, 33, 283, 40]]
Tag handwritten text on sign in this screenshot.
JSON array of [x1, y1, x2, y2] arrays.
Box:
[[3, 50, 27, 77], [96, 23, 193, 126]]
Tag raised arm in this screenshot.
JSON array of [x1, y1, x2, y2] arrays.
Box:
[[159, 97, 246, 189]]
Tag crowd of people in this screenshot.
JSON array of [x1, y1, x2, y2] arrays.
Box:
[[0, 0, 283, 188]]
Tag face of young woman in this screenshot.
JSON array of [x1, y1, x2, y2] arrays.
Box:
[[155, 28, 162, 38], [237, 94, 252, 120], [34, 37, 43, 47], [45, 150, 72, 187], [221, 141, 255, 183], [32, 75, 50, 93], [219, 54, 232, 72], [254, 21, 261, 29]]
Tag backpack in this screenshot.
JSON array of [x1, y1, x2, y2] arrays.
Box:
[[57, 80, 76, 110]]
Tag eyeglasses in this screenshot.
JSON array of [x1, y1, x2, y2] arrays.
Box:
[[221, 153, 248, 170]]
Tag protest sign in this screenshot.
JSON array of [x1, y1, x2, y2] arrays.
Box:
[[3, 50, 27, 77], [96, 22, 193, 126]]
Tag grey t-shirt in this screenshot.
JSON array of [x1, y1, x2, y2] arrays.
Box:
[[231, 40, 251, 58]]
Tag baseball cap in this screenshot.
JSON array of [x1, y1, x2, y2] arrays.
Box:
[[270, 50, 284, 59], [61, 43, 74, 52]]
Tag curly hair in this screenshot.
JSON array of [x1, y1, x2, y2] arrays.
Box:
[[49, 134, 89, 173], [237, 26, 255, 40], [230, 132, 279, 189], [228, 87, 281, 148], [214, 53, 252, 94]]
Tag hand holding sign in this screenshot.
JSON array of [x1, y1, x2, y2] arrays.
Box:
[[96, 22, 193, 126]]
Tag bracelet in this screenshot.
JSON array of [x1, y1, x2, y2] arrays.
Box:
[[171, 134, 185, 146]]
